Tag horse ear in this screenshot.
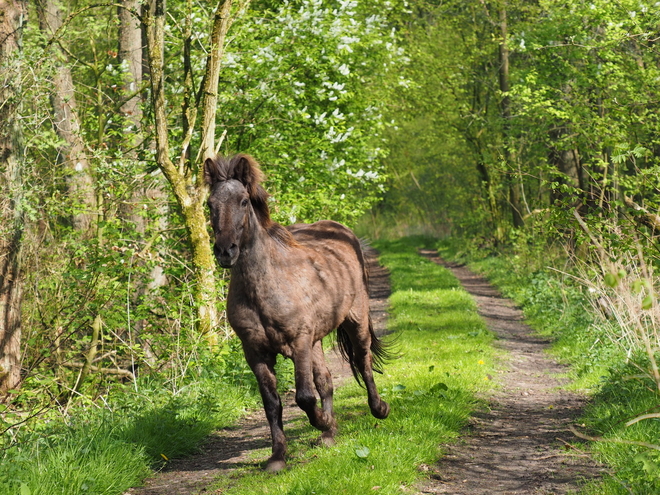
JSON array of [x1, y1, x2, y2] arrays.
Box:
[[232, 154, 265, 197], [203, 157, 217, 186]]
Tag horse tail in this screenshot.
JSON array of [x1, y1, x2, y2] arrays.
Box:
[[336, 317, 392, 387], [336, 238, 393, 386]]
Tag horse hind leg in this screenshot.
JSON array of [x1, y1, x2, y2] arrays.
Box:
[[337, 317, 390, 420], [311, 340, 338, 445]]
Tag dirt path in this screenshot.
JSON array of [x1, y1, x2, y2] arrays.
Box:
[[124, 248, 390, 495], [417, 250, 607, 495]]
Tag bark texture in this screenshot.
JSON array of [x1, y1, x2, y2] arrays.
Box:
[[37, 0, 96, 232], [0, 0, 26, 394], [498, 4, 524, 229], [119, 0, 142, 126], [550, 128, 582, 205]]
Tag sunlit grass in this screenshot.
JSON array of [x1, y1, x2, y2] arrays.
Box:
[[213, 236, 496, 494], [0, 379, 259, 495]]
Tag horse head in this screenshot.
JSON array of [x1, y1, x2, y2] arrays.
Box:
[[204, 153, 269, 268]]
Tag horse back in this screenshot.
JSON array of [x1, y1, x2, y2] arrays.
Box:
[[287, 220, 369, 290], [287, 220, 364, 263]]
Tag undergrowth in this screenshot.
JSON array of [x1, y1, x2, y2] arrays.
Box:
[[0, 346, 261, 495], [437, 237, 660, 494], [211, 236, 496, 494]]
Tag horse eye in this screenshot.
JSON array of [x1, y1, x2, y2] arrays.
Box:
[[241, 198, 249, 207]]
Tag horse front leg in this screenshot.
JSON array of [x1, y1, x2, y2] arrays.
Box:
[[311, 340, 338, 445], [292, 338, 335, 433], [244, 349, 287, 472]]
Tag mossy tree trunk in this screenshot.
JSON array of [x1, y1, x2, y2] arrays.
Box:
[[144, 0, 247, 337]]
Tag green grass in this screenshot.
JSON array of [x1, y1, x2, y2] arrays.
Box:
[[0, 377, 259, 495], [436, 238, 660, 494], [212, 236, 496, 494]]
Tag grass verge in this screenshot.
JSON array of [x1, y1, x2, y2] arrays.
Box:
[[212, 236, 496, 494], [0, 369, 260, 495], [436, 238, 660, 494]]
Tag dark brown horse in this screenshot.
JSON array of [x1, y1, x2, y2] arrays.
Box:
[[204, 153, 390, 472]]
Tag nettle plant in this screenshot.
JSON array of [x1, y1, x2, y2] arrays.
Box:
[[214, 0, 408, 224]]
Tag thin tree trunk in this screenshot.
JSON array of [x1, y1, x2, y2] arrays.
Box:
[[498, 4, 524, 228], [119, 0, 152, 234], [549, 125, 581, 205], [0, 0, 26, 395], [36, 0, 96, 233], [119, 0, 142, 128]]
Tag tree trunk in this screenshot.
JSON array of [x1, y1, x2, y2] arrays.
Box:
[[498, 4, 524, 228], [549, 125, 581, 205], [119, 0, 142, 128], [119, 0, 152, 234], [0, 0, 26, 395], [145, 0, 233, 338], [36, 0, 96, 233]]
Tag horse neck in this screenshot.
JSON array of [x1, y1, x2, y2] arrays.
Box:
[[233, 215, 280, 287]]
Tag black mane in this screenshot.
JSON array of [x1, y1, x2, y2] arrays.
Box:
[[204, 153, 296, 246]]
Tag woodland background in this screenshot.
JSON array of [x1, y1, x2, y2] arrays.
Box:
[[2, 0, 660, 493]]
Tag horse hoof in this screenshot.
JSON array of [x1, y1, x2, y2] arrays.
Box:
[[320, 431, 337, 447], [265, 458, 286, 472], [372, 400, 390, 419]]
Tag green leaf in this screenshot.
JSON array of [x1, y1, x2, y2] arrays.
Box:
[[634, 453, 659, 474], [604, 273, 618, 288], [430, 382, 449, 393], [642, 294, 654, 310], [355, 446, 370, 458], [20, 484, 31, 495], [392, 384, 406, 392]]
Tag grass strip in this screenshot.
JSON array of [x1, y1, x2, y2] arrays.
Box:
[[213, 236, 496, 494]]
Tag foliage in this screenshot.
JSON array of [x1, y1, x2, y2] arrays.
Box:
[[210, 236, 496, 494], [363, 0, 660, 247], [215, 0, 405, 224]]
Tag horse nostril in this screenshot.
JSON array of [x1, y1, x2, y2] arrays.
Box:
[[214, 243, 238, 259]]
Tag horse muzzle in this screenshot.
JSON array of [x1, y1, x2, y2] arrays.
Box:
[[214, 243, 239, 268]]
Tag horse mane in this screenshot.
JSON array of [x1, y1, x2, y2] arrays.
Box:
[[204, 153, 296, 247]]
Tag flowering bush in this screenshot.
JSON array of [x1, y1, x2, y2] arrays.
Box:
[[213, 0, 407, 224]]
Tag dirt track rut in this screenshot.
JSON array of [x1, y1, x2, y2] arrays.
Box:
[[417, 250, 606, 495]]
